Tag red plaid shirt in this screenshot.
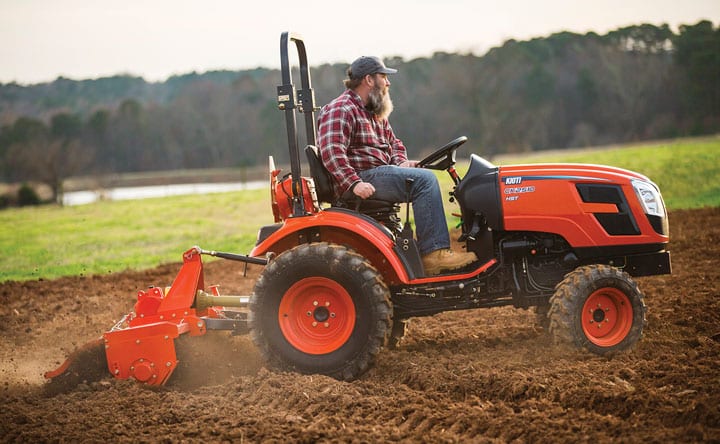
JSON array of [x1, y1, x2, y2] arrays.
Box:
[[317, 89, 408, 197]]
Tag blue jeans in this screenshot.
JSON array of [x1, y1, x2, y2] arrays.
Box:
[[358, 165, 450, 255]]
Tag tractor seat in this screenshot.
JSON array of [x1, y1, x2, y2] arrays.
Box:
[[305, 145, 401, 229]]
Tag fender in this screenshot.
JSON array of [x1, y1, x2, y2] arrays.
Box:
[[251, 209, 411, 284]]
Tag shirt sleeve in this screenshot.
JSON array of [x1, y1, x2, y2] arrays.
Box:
[[317, 104, 361, 196]]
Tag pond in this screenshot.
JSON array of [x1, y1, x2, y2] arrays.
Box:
[[63, 180, 268, 206]]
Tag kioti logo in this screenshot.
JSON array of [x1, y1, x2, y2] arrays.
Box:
[[504, 177, 522, 185]]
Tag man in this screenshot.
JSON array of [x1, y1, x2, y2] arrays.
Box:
[[317, 55, 477, 275]]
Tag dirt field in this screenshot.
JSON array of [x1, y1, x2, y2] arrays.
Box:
[[1, 208, 718, 443]]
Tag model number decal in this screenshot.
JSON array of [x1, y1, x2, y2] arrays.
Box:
[[504, 186, 535, 194], [504, 176, 522, 185]]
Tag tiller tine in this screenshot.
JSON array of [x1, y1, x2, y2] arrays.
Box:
[[45, 246, 259, 390], [44, 337, 107, 395]]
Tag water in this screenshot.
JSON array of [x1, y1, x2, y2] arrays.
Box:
[[63, 180, 268, 206]]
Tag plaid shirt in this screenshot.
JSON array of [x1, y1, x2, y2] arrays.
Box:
[[317, 89, 408, 197]]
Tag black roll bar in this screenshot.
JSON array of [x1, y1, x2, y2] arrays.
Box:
[[278, 31, 318, 217]]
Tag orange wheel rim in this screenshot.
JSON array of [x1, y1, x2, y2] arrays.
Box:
[[582, 287, 633, 347], [278, 277, 356, 354]]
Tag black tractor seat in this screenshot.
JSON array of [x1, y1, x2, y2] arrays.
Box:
[[305, 145, 401, 233]]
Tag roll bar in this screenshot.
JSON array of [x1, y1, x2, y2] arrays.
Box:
[[277, 31, 318, 217]]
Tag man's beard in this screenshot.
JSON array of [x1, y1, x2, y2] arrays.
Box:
[[366, 84, 394, 120]]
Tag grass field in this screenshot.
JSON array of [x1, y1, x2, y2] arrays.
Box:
[[0, 189, 269, 281], [1, 137, 718, 282]]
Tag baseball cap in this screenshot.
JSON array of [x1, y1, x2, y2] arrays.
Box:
[[348, 56, 398, 79]]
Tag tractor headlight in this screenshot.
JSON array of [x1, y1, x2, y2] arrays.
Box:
[[632, 179, 665, 218]]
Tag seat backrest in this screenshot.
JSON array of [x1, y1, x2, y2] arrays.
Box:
[[304, 145, 402, 233], [304, 145, 335, 203]]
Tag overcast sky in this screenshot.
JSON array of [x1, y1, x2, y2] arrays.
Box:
[[1, 0, 718, 85]]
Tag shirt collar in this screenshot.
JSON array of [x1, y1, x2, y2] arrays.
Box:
[[345, 88, 365, 108], [345, 89, 380, 121]]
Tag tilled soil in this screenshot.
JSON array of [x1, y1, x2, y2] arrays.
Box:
[[1, 208, 718, 443]]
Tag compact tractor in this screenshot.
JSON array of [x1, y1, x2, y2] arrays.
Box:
[[46, 32, 671, 388]]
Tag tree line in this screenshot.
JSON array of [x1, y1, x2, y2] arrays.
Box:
[[0, 21, 717, 204]]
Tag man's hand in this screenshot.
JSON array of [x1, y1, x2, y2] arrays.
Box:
[[353, 181, 375, 199], [399, 160, 418, 168]]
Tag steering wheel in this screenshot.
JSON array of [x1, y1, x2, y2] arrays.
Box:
[[417, 136, 468, 170]]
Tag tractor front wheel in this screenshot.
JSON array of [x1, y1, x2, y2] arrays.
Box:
[[548, 265, 646, 355], [249, 243, 392, 381]]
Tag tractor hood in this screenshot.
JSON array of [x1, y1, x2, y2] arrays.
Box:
[[455, 154, 669, 249]]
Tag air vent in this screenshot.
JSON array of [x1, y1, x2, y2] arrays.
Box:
[[576, 184, 640, 236]]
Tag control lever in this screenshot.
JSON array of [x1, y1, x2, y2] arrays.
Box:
[[397, 178, 424, 277], [403, 178, 413, 227], [459, 213, 482, 242]]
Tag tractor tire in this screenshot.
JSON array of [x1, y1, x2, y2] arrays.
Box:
[[249, 242, 392, 381], [548, 264, 646, 356]]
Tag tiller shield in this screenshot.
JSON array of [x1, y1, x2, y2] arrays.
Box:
[[45, 247, 263, 391]]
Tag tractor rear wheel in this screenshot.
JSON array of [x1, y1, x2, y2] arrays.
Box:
[[548, 265, 646, 355], [249, 242, 392, 381]]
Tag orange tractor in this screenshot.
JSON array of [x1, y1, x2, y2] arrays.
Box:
[[46, 32, 671, 389]]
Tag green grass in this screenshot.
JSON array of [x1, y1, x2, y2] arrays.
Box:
[[0, 189, 269, 282], [1, 137, 718, 282]]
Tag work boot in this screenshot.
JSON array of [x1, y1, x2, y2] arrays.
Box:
[[422, 249, 478, 276]]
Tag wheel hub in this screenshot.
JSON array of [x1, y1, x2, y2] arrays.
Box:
[[278, 277, 356, 355], [592, 308, 606, 323], [581, 287, 633, 347], [313, 306, 330, 322]]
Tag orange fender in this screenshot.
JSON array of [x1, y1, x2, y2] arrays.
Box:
[[251, 210, 411, 285]]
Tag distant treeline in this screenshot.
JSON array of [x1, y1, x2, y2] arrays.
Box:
[[0, 21, 718, 203]]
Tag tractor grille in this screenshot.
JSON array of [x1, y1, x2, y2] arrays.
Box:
[[576, 184, 640, 236]]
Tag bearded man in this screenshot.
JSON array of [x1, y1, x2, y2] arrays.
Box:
[[317, 56, 477, 275]]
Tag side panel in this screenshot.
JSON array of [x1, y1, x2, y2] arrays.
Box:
[[498, 164, 669, 248]]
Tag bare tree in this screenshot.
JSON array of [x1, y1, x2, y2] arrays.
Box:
[[7, 137, 93, 205]]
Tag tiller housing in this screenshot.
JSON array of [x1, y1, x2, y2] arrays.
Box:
[[45, 247, 261, 386]]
